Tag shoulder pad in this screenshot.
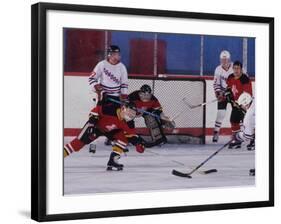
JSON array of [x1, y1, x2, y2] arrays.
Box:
[[240, 74, 250, 84]]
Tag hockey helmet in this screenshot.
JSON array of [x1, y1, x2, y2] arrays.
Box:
[[140, 84, 152, 93], [220, 50, 231, 59], [107, 45, 121, 54], [121, 102, 137, 122]]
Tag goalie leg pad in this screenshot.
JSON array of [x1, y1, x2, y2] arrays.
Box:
[[143, 114, 167, 145]]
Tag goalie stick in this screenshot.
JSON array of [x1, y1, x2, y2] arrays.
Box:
[[172, 140, 231, 178], [107, 97, 161, 120]]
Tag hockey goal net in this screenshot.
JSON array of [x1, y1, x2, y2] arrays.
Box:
[[128, 75, 206, 144]]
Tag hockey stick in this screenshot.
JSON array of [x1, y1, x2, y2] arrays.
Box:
[[182, 97, 217, 109], [107, 97, 161, 120], [146, 149, 217, 175], [172, 140, 231, 178]]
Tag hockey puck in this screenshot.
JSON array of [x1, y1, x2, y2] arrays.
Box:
[[203, 169, 218, 174]]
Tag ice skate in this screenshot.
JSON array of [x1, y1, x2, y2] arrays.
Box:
[[247, 139, 255, 151], [228, 139, 242, 149], [212, 131, 219, 143], [106, 152, 124, 171]]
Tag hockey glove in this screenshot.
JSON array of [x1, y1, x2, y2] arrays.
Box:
[[94, 84, 103, 92], [215, 91, 226, 102], [88, 113, 99, 125], [225, 88, 233, 103], [94, 84, 104, 101], [127, 135, 145, 153], [120, 94, 128, 102], [135, 143, 145, 153], [128, 135, 144, 145]]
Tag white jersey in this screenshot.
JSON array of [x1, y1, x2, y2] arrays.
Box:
[[237, 99, 255, 141], [213, 63, 233, 93], [88, 60, 128, 96]]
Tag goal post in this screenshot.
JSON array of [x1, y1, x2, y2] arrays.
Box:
[[128, 74, 206, 144]]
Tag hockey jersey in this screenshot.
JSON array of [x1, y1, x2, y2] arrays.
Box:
[[89, 60, 128, 96], [227, 73, 252, 101], [213, 63, 233, 93], [92, 103, 137, 137], [128, 90, 162, 112]]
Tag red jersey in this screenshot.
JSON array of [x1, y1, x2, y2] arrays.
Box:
[[91, 103, 137, 137], [227, 73, 252, 101], [97, 114, 136, 136], [128, 90, 162, 112]]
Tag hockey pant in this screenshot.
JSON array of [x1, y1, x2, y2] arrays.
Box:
[[64, 122, 128, 157], [230, 104, 245, 137]]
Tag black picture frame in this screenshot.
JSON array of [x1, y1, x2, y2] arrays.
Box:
[[31, 2, 274, 222]]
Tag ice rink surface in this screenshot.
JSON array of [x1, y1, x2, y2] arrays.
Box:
[[64, 136, 255, 195]]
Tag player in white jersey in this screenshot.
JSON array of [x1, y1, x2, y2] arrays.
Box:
[[88, 45, 129, 102], [235, 92, 255, 151], [88, 45, 129, 146], [212, 50, 233, 142], [234, 92, 255, 176]]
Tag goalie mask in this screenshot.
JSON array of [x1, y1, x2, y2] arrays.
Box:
[[139, 84, 152, 102], [237, 92, 252, 110], [120, 103, 137, 122]]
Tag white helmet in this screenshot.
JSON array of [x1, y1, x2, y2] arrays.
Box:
[[237, 92, 252, 107], [220, 50, 231, 59]]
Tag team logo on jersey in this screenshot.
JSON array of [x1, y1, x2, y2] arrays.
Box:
[[231, 85, 239, 98], [103, 68, 121, 85], [105, 124, 117, 131]]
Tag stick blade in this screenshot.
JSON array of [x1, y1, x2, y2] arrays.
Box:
[[172, 169, 192, 178]]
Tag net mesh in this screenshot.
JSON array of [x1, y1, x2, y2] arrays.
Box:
[[128, 75, 206, 144]]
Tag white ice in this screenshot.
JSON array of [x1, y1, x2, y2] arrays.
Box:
[[64, 136, 255, 195]]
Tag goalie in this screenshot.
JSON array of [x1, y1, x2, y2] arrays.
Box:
[[128, 84, 175, 147]]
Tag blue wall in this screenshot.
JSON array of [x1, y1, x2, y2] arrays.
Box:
[[203, 36, 243, 75], [247, 38, 255, 76], [111, 31, 255, 76], [157, 33, 201, 74]]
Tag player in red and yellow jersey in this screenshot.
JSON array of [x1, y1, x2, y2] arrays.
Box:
[[64, 102, 145, 171], [225, 60, 252, 149]]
